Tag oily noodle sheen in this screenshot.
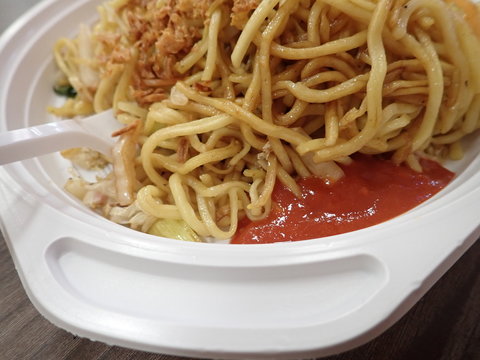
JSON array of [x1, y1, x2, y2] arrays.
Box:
[[51, 0, 480, 241]]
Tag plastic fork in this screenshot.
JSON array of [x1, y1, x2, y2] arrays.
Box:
[[0, 110, 123, 165]]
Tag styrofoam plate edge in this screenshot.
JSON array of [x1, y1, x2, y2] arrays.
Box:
[[1, 163, 479, 359]]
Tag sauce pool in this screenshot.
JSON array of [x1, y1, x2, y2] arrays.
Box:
[[231, 155, 454, 244]]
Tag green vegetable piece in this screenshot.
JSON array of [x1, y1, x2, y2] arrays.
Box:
[[148, 219, 202, 242], [53, 84, 77, 98]]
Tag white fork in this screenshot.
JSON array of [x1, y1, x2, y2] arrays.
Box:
[[0, 110, 123, 165]]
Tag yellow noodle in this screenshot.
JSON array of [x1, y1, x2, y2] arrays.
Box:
[[50, 0, 480, 243], [202, 8, 222, 81]]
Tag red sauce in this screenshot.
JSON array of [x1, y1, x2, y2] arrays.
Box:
[[231, 155, 454, 244]]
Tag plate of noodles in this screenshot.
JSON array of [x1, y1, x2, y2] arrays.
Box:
[[1, 0, 480, 358]]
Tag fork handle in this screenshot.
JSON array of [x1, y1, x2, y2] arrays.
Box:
[[0, 120, 111, 165]]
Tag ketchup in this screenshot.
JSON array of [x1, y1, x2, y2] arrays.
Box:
[[231, 155, 454, 244]]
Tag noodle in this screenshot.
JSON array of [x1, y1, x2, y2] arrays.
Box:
[[50, 0, 480, 242]]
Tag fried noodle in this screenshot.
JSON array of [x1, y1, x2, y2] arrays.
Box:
[[50, 0, 480, 241]]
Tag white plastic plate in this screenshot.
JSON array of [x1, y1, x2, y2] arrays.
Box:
[[1, 1, 479, 359]]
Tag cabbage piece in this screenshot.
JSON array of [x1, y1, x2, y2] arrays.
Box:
[[148, 219, 203, 242]]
